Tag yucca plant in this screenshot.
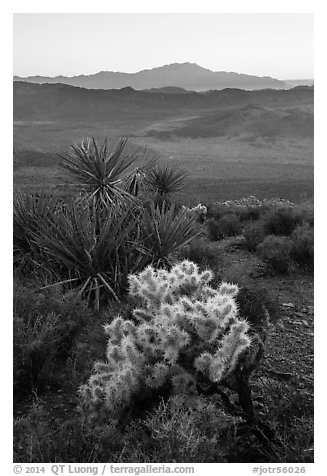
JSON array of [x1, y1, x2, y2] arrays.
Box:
[[141, 203, 199, 268], [124, 150, 157, 197], [125, 167, 147, 197], [58, 137, 136, 208], [33, 201, 147, 310], [144, 164, 187, 208], [13, 191, 59, 273]]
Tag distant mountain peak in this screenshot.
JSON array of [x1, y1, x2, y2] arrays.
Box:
[[14, 62, 288, 91], [137, 62, 212, 74], [161, 62, 209, 70]]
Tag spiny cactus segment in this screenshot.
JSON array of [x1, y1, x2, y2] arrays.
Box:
[[80, 260, 251, 415]]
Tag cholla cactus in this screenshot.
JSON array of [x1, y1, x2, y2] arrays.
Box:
[[80, 260, 251, 416], [182, 204, 207, 219]]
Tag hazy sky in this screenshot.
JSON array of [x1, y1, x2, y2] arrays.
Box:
[[13, 13, 313, 79]]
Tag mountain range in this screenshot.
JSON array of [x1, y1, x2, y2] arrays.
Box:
[[14, 62, 300, 91], [13, 80, 314, 146], [14, 81, 313, 122]]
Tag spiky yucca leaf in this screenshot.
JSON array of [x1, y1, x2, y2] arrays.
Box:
[[141, 204, 199, 268], [13, 191, 59, 272], [58, 137, 136, 208], [34, 202, 145, 310]]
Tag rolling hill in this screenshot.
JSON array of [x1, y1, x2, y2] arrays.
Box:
[[146, 104, 314, 140]]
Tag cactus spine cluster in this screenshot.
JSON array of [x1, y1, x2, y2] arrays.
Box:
[[80, 260, 251, 415]]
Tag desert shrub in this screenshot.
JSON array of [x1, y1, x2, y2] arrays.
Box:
[[219, 213, 242, 238], [177, 237, 221, 269], [13, 394, 239, 463], [236, 286, 279, 329], [14, 379, 313, 463], [296, 203, 314, 228], [80, 261, 251, 421], [263, 208, 303, 237], [207, 214, 242, 241], [13, 397, 119, 463], [235, 206, 262, 223], [13, 281, 92, 394], [250, 380, 313, 463], [207, 204, 262, 223], [205, 218, 221, 241], [243, 222, 266, 252], [258, 235, 292, 274], [14, 400, 55, 463], [206, 204, 233, 221], [118, 394, 242, 463], [290, 224, 314, 272]]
